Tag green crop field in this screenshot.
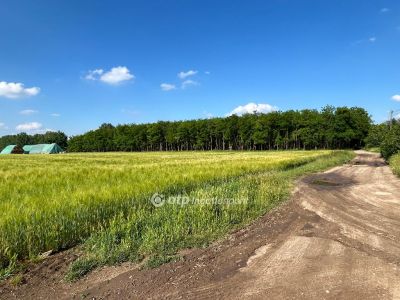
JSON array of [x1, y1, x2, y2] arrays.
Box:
[[0, 150, 354, 280]]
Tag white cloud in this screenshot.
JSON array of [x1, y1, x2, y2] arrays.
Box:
[[369, 37, 376, 42], [20, 109, 38, 115], [181, 80, 199, 89], [178, 70, 198, 80], [381, 8, 389, 13], [205, 71, 211, 75], [392, 95, 400, 102], [85, 69, 104, 80], [100, 66, 134, 85], [0, 122, 7, 130], [85, 66, 134, 85], [50, 113, 61, 117], [16, 122, 42, 132], [228, 102, 277, 116], [0, 81, 40, 99], [160, 83, 176, 91]]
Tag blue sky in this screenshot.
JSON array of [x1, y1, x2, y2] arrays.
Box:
[[1, 0, 400, 136]]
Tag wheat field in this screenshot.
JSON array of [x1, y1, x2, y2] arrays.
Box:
[[0, 150, 353, 278]]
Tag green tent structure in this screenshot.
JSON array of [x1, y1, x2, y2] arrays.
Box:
[[0, 145, 24, 154], [1, 145, 22, 154], [23, 143, 64, 154]]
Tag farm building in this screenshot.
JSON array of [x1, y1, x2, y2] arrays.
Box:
[[23, 143, 64, 154], [0, 145, 24, 154]]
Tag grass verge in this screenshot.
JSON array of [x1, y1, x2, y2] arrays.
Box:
[[389, 153, 400, 177]]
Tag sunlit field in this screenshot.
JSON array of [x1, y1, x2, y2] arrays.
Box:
[[390, 153, 400, 177], [0, 150, 354, 278]]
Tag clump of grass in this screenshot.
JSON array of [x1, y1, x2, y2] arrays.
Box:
[[10, 274, 24, 286], [144, 254, 181, 269], [0, 253, 18, 281], [65, 257, 98, 282]]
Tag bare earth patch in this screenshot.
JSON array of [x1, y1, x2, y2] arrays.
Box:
[[1, 151, 400, 299]]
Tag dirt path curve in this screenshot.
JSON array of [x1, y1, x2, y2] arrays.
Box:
[[2, 151, 400, 299]]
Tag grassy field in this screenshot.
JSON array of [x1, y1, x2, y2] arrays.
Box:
[[390, 153, 400, 177], [0, 150, 354, 279], [364, 147, 380, 153]]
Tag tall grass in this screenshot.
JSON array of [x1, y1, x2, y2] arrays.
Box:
[[389, 153, 400, 177], [0, 151, 353, 274]]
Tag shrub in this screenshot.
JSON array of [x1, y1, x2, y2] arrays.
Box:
[[380, 127, 400, 160]]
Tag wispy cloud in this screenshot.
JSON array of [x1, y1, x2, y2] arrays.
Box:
[[20, 109, 38, 115], [85, 69, 104, 80], [160, 83, 176, 91], [181, 79, 199, 89], [50, 113, 61, 117], [0, 81, 40, 99], [16, 122, 42, 132], [178, 70, 198, 80], [227, 102, 277, 116], [163, 69, 202, 90], [392, 95, 400, 102], [0, 122, 7, 130], [380, 8, 390, 13], [352, 36, 377, 45], [85, 66, 135, 85]]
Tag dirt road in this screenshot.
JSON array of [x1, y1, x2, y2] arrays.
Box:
[[2, 151, 400, 299]]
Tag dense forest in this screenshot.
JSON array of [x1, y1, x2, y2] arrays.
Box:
[[0, 131, 68, 151], [67, 106, 371, 152], [0, 106, 372, 153]]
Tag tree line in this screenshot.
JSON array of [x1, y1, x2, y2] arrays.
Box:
[[0, 106, 371, 153], [67, 106, 371, 152], [0, 131, 68, 151]]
